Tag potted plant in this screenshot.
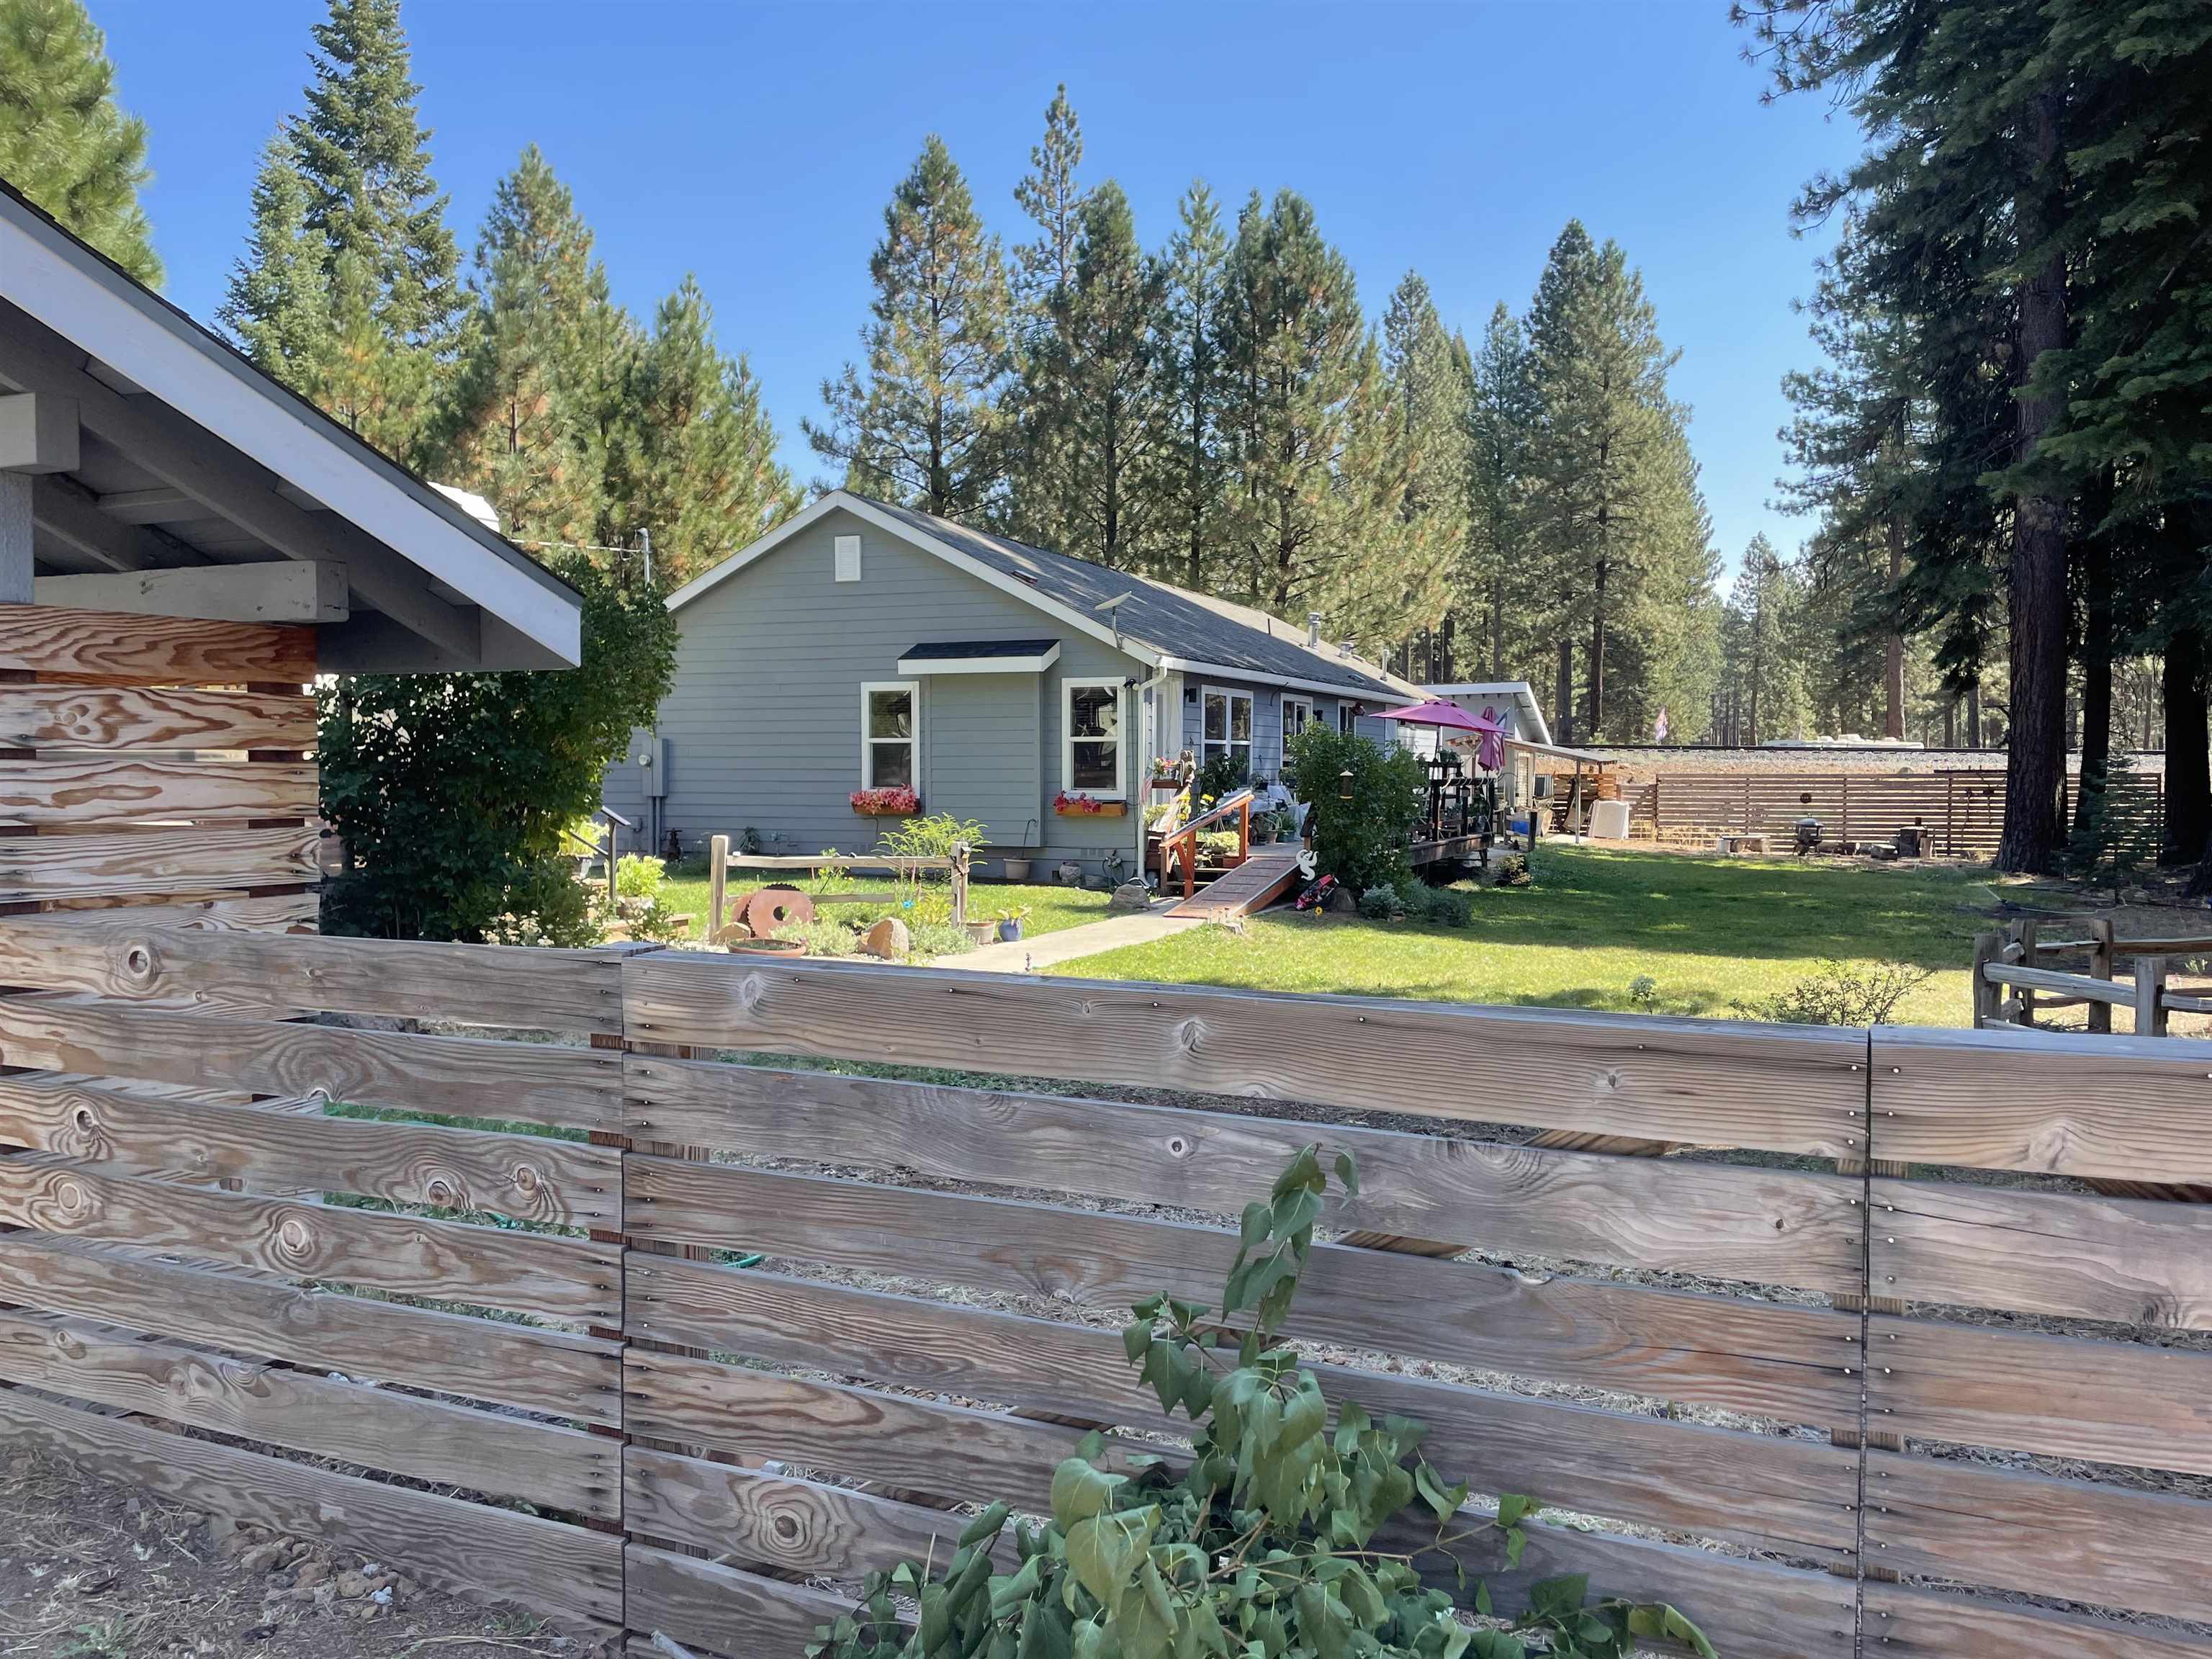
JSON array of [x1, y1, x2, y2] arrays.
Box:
[[849, 786, 921, 817], [999, 856, 1033, 881], [994, 905, 1030, 943]]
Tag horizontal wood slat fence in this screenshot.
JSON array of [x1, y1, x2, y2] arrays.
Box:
[[1623, 768, 2030, 856], [1, 915, 2209, 1656]]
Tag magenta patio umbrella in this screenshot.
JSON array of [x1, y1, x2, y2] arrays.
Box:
[[1373, 698, 1508, 768]]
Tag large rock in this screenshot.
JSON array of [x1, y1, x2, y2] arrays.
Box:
[[860, 916, 911, 959], [1108, 879, 1152, 913]]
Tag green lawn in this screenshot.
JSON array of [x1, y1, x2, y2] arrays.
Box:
[[1046, 845, 2013, 1026], [657, 873, 1110, 943]]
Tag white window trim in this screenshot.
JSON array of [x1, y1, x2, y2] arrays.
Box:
[[1061, 677, 1126, 799], [859, 679, 920, 790], [1339, 703, 1358, 736], [1281, 696, 1313, 769], [1200, 688, 1254, 774]]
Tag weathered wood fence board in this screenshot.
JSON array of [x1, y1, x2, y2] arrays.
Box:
[[0, 683, 316, 751], [0, 822, 322, 900], [0, 605, 318, 684]]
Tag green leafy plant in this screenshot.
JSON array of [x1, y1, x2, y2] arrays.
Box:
[[1627, 975, 1662, 1015], [613, 853, 667, 899], [809, 1148, 1714, 1659], [1285, 724, 1424, 894], [1197, 750, 1251, 805]]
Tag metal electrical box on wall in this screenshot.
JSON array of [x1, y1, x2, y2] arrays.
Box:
[[628, 727, 667, 799]]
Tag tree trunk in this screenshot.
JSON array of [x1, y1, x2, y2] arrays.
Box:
[[2162, 625, 2208, 866], [1966, 680, 1981, 750], [1943, 699, 1956, 749], [1555, 637, 1573, 745], [1884, 512, 1907, 739], [1586, 557, 1609, 740], [2072, 477, 2114, 845], [1996, 82, 2070, 874]]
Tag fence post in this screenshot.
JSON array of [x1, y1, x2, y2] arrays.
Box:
[[1972, 930, 2002, 1028], [2137, 955, 2170, 1037], [950, 842, 969, 929], [708, 834, 729, 940], [2088, 915, 2116, 1034], [2012, 919, 2040, 1028], [1840, 773, 1851, 843]]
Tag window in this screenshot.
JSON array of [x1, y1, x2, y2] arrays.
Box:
[[1339, 703, 1358, 736], [1063, 678, 1124, 796], [1281, 696, 1313, 768], [1201, 688, 1252, 778], [860, 681, 917, 788], [834, 534, 861, 583]]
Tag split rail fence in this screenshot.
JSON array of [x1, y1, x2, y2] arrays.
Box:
[[1974, 913, 2212, 1036], [1, 914, 2210, 1657]]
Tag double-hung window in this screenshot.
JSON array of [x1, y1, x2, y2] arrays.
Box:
[[860, 681, 918, 790], [1063, 678, 1123, 796], [1339, 703, 1358, 737], [1201, 688, 1253, 778]]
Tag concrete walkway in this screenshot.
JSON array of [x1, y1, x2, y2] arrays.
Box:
[[953, 902, 1208, 974]]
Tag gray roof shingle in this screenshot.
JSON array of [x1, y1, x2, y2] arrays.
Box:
[[867, 498, 1408, 699]]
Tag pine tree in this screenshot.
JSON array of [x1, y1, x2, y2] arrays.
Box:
[[1157, 181, 1231, 593], [1215, 190, 1408, 650], [1717, 535, 1805, 745], [1020, 181, 1169, 568], [1462, 304, 1537, 681], [224, 0, 460, 462], [613, 277, 799, 587], [1004, 86, 1089, 547], [1521, 222, 1711, 740], [0, 0, 158, 283], [805, 135, 1013, 517], [219, 132, 330, 381], [1380, 272, 1470, 675], [1011, 84, 1086, 318]]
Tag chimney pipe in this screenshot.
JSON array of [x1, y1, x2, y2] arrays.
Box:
[[1307, 611, 1323, 649], [1339, 637, 1354, 660]]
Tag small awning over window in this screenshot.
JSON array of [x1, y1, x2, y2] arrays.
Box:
[[897, 638, 1061, 674]]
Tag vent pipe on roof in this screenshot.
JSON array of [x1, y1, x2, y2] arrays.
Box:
[[1339, 637, 1354, 660], [1307, 611, 1322, 648]]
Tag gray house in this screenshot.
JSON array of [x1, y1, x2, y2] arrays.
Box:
[[604, 490, 1416, 880]]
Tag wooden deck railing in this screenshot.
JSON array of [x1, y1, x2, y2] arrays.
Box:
[[1154, 784, 1252, 897], [0, 914, 2209, 1658]]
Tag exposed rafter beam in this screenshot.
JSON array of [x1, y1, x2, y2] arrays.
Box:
[[0, 304, 479, 662], [34, 559, 348, 623], [29, 475, 194, 572], [95, 485, 199, 524]]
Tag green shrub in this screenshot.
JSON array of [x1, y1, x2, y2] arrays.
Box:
[[788, 916, 861, 956], [1735, 958, 1930, 1026], [613, 853, 666, 899], [1405, 882, 1470, 927], [907, 920, 974, 956], [1285, 724, 1423, 893], [1356, 885, 1400, 921], [1195, 750, 1249, 805], [808, 1147, 1714, 1659]]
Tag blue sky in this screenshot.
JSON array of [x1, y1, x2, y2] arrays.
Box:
[[91, 0, 1863, 577]]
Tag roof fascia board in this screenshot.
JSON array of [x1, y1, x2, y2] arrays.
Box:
[[670, 490, 1153, 663], [1156, 655, 1419, 704], [0, 197, 578, 665]]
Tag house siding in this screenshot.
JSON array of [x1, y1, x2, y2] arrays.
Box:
[[611, 506, 1153, 878]]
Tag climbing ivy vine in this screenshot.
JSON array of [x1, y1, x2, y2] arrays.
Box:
[[808, 1146, 1716, 1659]]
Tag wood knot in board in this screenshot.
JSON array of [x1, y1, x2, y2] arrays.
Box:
[[1173, 1017, 1208, 1056]]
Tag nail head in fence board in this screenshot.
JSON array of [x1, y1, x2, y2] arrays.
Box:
[[620, 953, 1866, 1155], [1869, 1174, 2212, 1327], [0, 757, 318, 824], [1861, 1581, 2212, 1658], [622, 1259, 1858, 1560], [1871, 1025, 2212, 1182], [0, 1073, 619, 1226], [621, 1341, 1856, 1563], [1864, 1313, 2212, 1475], [0, 917, 623, 1031], [0, 996, 622, 1130], [0, 1153, 619, 1324], [627, 1449, 984, 1579], [0, 1307, 617, 1517], [0, 1383, 621, 1631], [0, 685, 316, 750], [621, 1056, 1865, 1293], [624, 1157, 1859, 1424], [0, 822, 322, 900], [0, 605, 316, 685], [1863, 1449, 2212, 1623], [0, 1235, 619, 1424], [625, 1545, 855, 1658]]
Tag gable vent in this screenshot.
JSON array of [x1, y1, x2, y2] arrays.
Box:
[[834, 534, 861, 583]]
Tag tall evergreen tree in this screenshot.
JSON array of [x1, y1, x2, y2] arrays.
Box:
[[1020, 181, 1169, 568], [0, 0, 158, 282], [1381, 272, 1470, 675], [1215, 190, 1408, 650], [1157, 181, 1231, 593], [1004, 86, 1089, 547], [1521, 221, 1711, 740], [218, 132, 330, 380], [1716, 535, 1805, 745], [1461, 303, 1537, 681], [805, 136, 1013, 517], [1010, 84, 1086, 317]]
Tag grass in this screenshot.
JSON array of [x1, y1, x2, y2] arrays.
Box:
[[1045, 844, 2019, 1026], [655, 874, 1112, 943]]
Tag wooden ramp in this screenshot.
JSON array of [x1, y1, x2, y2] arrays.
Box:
[[1169, 850, 1303, 920]]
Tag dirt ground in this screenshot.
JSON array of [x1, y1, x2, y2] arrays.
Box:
[[0, 1444, 612, 1659]]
